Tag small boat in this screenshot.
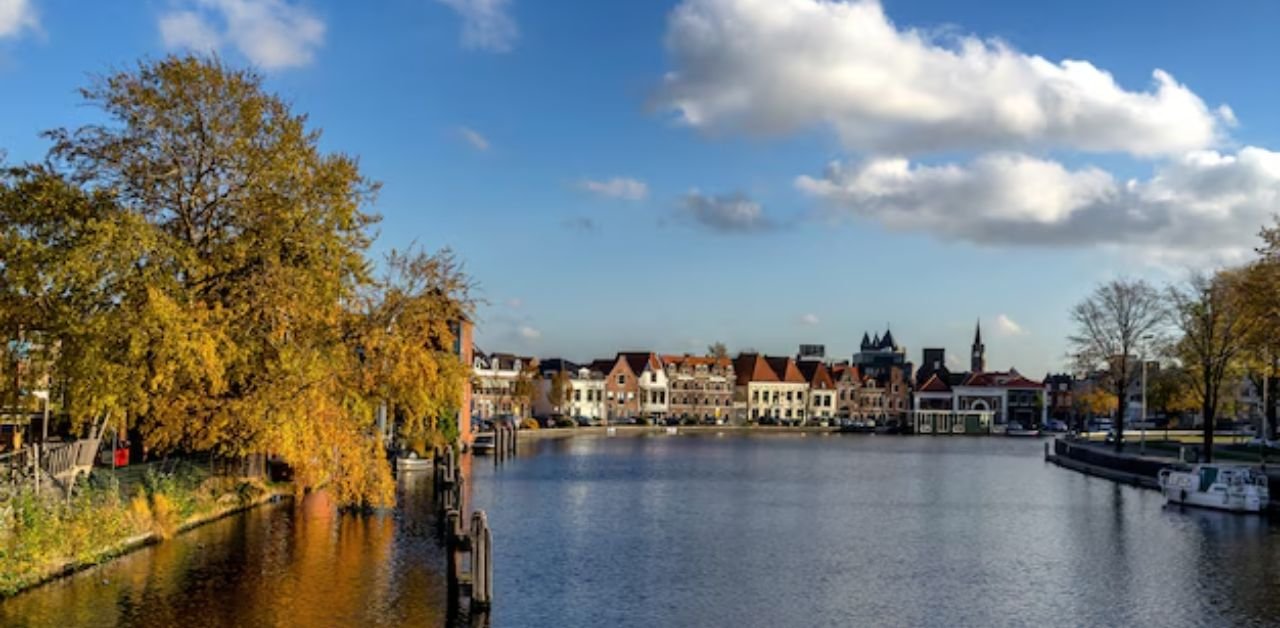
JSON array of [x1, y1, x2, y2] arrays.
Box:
[[1159, 464, 1270, 513], [1005, 422, 1041, 437], [839, 420, 876, 434], [471, 433, 495, 455]]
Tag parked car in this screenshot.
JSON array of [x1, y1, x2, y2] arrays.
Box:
[[1086, 419, 1114, 433], [1044, 419, 1069, 433], [574, 415, 592, 427]]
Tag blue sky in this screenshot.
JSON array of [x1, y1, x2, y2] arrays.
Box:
[[3, 0, 1280, 377]]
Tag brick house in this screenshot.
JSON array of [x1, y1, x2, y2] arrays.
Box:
[[663, 354, 735, 423]]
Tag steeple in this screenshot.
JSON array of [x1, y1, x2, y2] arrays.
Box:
[[860, 331, 871, 350], [971, 319, 985, 373]]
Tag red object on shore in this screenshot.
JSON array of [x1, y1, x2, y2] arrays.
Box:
[[113, 447, 129, 467]]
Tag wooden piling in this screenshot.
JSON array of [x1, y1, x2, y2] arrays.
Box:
[[470, 510, 493, 609]]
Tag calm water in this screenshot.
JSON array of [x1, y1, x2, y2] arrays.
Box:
[[5, 434, 1280, 627]]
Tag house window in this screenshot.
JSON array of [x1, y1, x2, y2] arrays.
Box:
[[617, 375, 625, 385], [650, 372, 657, 384]]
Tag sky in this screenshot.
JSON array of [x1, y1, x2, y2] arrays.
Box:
[[3, 0, 1280, 377]]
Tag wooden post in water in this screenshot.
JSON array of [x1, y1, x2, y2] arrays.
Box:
[[470, 510, 493, 610], [445, 508, 461, 602]]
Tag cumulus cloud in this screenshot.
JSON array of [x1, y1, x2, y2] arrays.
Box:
[[679, 191, 775, 233], [658, 0, 1226, 156], [436, 0, 517, 52], [579, 177, 649, 201], [159, 0, 325, 70], [796, 148, 1280, 263], [994, 314, 1027, 337], [0, 0, 37, 39], [518, 325, 541, 340], [799, 313, 820, 325], [457, 126, 490, 151]]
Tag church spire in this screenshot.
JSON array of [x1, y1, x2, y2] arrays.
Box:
[[971, 319, 985, 373]]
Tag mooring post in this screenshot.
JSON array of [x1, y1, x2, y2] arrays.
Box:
[[445, 509, 461, 601], [470, 510, 492, 609], [511, 425, 517, 455], [1044, 441, 1049, 460]]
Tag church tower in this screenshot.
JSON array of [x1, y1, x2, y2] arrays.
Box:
[[971, 320, 985, 373]]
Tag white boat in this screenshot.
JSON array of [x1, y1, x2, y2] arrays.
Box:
[[471, 433, 495, 455], [1158, 464, 1270, 513], [1005, 422, 1041, 437]]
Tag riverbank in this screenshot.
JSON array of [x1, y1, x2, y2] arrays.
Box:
[[0, 471, 291, 598], [515, 424, 842, 441]]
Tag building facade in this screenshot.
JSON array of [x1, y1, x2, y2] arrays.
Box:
[[533, 359, 608, 421], [663, 355, 735, 422], [734, 354, 809, 425], [798, 360, 837, 423], [471, 350, 535, 420]]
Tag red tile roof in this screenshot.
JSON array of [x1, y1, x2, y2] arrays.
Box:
[[661, 354, 733, 369], [765, 356, 807, 384], [917, 373, 952, 393], [796, 361, 835, 389], [734, 354, 779, 385], [961, 371, 1043, 388]]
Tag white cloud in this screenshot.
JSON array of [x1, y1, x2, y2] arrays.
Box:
[[796, 147, 1280, 263], [799, 313, 820, 325], [658, 0, 1226, 157], [436, 0, 517, 53], [158, 0, 325, 70], [579, 177, 649, 201], [458, 126, 490, 151], [505, 297, 523, 309], [994, 314, 1027, 337], [518, 325, 541, 340], [0, 0, 37, 39], [679, 191, 775, 233]]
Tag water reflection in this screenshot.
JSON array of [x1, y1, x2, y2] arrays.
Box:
[[4, 435, 1280, 627], [1, 475, 452, 627]]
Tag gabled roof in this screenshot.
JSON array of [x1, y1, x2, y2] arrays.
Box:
[[961, 370, 1043, 388], [589, 358, 617, 375], [618, 351, 661, 375], [734, 353, 778, 385], [796, 361, 835, 389], [765, 356, 807, 384], [830, 363, 861, 382], [918, 373, 952, 393]]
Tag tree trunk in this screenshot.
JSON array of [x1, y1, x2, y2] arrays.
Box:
[[1202, 394, 1215, 463], [1114, 382, 1125, 452]]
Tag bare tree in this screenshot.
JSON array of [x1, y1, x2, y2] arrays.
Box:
[[1170, 270, 1254, 462], [707, 342, 729, 360], [1068, 279, 1168, 451]]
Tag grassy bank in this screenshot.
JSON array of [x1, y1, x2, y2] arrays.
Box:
[[0, 464, 286, 597]]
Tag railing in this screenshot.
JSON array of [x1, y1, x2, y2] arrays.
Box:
[[40, 438, 100, 487]]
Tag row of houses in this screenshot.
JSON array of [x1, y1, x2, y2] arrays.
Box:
[[471, 322, 1062, 431]]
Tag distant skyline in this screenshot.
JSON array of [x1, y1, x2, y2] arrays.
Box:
[[5, 0, 1280, 376]]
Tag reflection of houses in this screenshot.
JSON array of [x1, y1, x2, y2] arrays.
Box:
[[533, 359, 607, 421], [797, 360, 836, 423], [734, 354, 808, 424], [471, 350, 535, 419], [910, 322, 1045, 434], [663, 355, 734, 422]]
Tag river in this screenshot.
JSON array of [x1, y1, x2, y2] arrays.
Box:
[[4, 434, 1280, 627]]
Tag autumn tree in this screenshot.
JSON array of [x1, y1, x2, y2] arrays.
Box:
[[512, 362, 539, 418], [1170, 271, 1254, 462], [1, 55, 474, 507], [547, 369, 571, 416], [1068, 279, 1168, 451]]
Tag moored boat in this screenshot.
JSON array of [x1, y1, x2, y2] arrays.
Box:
[[471, 433, 496, 455], [1158, 464, 1270, 513], [1005, 422, 1041, 437]]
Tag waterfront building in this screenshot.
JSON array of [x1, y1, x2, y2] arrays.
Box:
[[663, 354, 735, 422], [471, 350, 536, 420], [533, 359, 608, 421], [854, 328, 910, 378], [797, 344, 826, 362], [1043, 373, 1074, 424], [596, 352, 668, 421], [734, 354, 808, 424], [831, 363, 862, 420], [909, 323, 1045, 433], [797, 360, 837, 423], [453, 320, 474, 444]]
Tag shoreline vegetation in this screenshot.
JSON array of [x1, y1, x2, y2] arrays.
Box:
[[0, 464, 290, 598]]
